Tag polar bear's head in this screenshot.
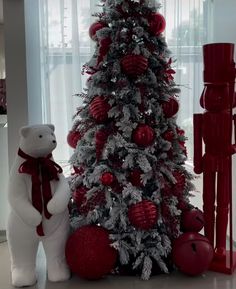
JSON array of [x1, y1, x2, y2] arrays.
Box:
[[19, 124, 57, 158]]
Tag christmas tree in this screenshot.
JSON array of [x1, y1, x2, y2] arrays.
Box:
[[67, 0, 196, 280]]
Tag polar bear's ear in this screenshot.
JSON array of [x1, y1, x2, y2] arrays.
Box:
[[46, 124, 55, 132], [20, 126, 31, 138]]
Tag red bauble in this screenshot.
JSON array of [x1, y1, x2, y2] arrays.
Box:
[[162, 97, 179, 118], [128, 200, 158, 230], [129, 169, 143, 187], [73, 186, 105, 215], [100, 172, 115, 186], [89, 22, 106, 41], [65, 225, 118, 280], [181, 208, 204, 233], [89, 96, 110, 123], [67, 130, 82, 149], [121, 55, 148, 77], [132, 124, 155, 147], [172, 232, 214, 276], [148, 13, 166, 36]]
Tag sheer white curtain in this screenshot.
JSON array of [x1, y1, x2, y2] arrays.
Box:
[[39, 0, 213, 166]]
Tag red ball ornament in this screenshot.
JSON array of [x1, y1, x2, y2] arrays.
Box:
[[67, 130, 82, 149], [128, 200, 158, 230], [100, 172, 115, 186], [121, 55, 148, 77], [172, 232, 214, 276], [129, 169, 143, 187], [132, 124, 155, 147], [89, 96, 110, 123], [162, 97, 179, 118], [181, 208, 204, 232], [148, 13, 166, 36], [65, 225, 118, 280], [89, 22, 106, 41]]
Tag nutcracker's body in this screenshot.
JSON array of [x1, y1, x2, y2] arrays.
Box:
[[194, 43, 236, 269]]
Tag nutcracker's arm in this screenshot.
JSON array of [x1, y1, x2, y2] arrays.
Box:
[[193, 114, 203, 174]]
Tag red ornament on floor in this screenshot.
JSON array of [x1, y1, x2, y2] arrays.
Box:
[[172, 232, 214, 276], [128, 200, 158, 230], [132, 124, 155, 147], [181, 208, 204, 233], [148, 13, 166, 35], [89, 22, 106, 41], [89, 96, 110, 123], [67, 130, 82, 149], [121, 55, 148, 77], [65, 225, 118, 280], [162, 97, 179, 118]]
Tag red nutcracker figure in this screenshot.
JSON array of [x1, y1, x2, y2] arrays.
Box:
[[194, 43, 236, 273]]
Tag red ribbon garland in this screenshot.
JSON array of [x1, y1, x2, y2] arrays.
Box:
[[18, 148, 63, 236]]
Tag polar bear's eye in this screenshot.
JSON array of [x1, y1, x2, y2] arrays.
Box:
[[39, 135, 43, 138]]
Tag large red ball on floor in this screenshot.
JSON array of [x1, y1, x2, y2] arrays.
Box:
[[148, 13, 166, 35], [121, 54, 148, 77], [172, 232, 213, 276], [89, 22, 106, 41], [65, 225, 118, 280], [128, 200, 158, 230], [132, 124, 155, 147], [181, 208, 204, 232], [67, 130, 82, 149]]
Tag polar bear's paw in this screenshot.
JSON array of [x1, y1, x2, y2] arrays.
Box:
[[47, 260, 71, 282], [11, 267, 37, 287]]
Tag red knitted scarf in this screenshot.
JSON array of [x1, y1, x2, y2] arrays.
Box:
[[18, 148, 62, 236]]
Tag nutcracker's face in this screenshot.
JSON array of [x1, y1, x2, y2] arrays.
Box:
[[200, 84, 234, 112]]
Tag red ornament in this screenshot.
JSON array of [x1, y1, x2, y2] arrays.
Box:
[[181, 208, 204, 233], [148, 13, 166, 36], [129, 169, 143, 187], [132, 124, 155, 147], [100, 172, 115, 186], [89, 22, 106, 41], [97, 37, 112, 66], [163, 129, 175, 142], [121, 55, 148, 77], [65, 225, 118, 280], [89, 96, 110, 123], [162, 97, 179, 118], [73, 186, 105, 215], [128, 200, 158, 230], [95, 129, 110, 160], [67, 130, 82, 149], [172, 232, 214, 276]]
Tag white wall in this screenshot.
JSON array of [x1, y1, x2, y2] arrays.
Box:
[[0, 24, 5, 78]]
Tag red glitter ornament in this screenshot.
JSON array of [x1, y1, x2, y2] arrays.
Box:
[[100, 172, 115, 186], [129, 169, 143, 187], [181, 208, 205, 233], [148, 13, 166, 36], [67, 130, 82, 149], [128, 200, 158, 230], [132, 124, 155, 147], [172, 232, 213, 276], [65, 225, 118, 280], [89, 96, 110, 123], [162, 97, 179, 118], [121, 55, 148, 77], [89, 22, 106, 41]]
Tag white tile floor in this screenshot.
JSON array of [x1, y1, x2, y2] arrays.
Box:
[[1, 241, 236, 289]]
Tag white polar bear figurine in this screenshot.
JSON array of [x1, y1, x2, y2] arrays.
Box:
[[7, 124, 71, 287]]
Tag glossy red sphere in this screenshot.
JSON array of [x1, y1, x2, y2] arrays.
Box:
[[100, 172, 115, 186], [149, 13, 166, 35], [67, 130, 82, 149], [132, 124, 155, 147], [162, 97, 179, 118], [121, 55, 148, 77], [181, 208, 205, 232], [89, 22, 106, 41], [89, 96, 110, 123]]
